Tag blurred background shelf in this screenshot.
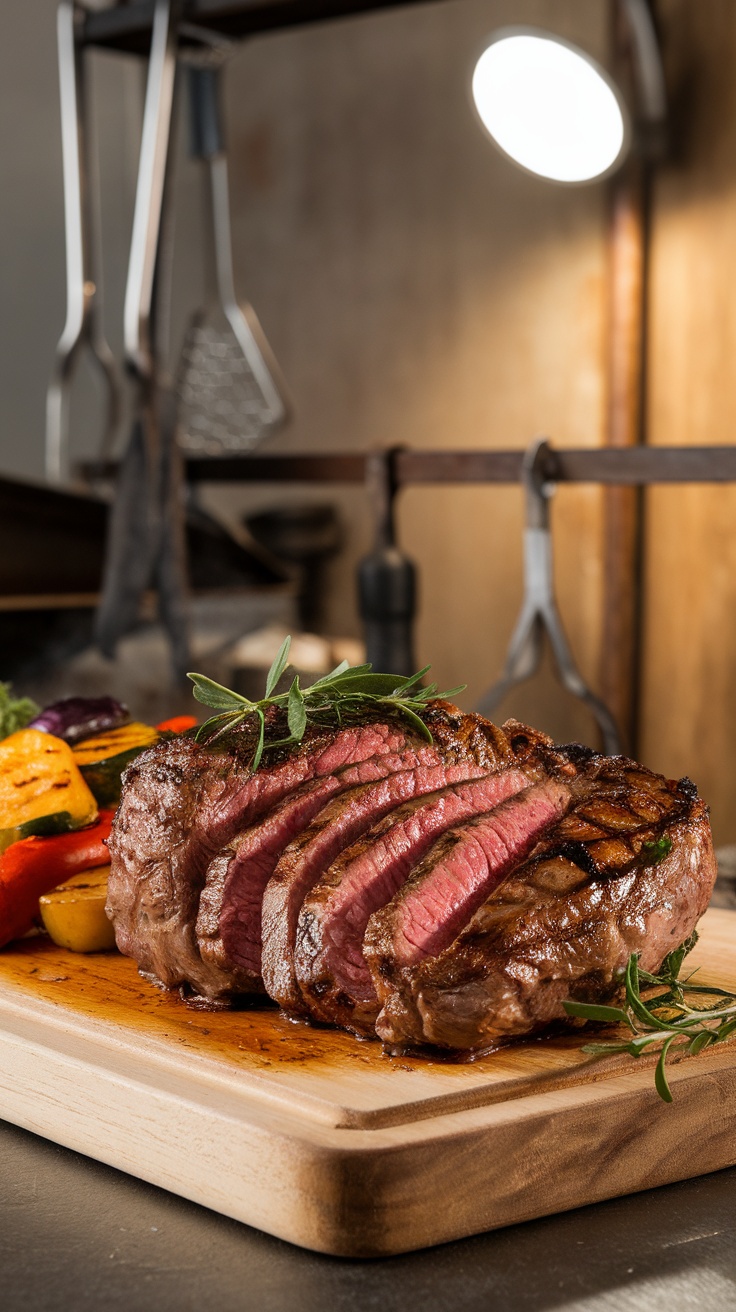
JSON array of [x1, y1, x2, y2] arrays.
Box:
[[81, 0, 443, 53]]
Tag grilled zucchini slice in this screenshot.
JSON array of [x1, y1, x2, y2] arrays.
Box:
[[72, 722, 159, 806]]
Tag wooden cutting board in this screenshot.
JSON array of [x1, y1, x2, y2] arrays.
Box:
[[1, 906, 736, 1257]]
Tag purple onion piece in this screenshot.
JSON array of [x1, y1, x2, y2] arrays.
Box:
[[30, 696, 130, 744]]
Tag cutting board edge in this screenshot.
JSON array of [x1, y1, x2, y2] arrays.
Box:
[[3, 1008, 736, 1256]]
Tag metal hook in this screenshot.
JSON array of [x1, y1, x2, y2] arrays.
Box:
[[476, 437, 623, 755]]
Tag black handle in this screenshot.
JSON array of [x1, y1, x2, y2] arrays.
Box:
[[187, 65, 223, 160], [357, 450, 417, 677], [358, 547, 417, 676]]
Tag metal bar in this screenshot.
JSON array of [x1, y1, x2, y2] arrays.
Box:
[[82, 0, 444, 53], [554, 447, 736, 483], [79, 445, 736, 486]]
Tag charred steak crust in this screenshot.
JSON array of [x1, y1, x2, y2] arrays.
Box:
[[364, 763, 716, 1053]]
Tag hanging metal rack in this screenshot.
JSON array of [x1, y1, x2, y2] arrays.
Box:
[[82, 443, 736, 487]]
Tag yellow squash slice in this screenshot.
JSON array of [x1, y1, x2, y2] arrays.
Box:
[[39, 866, 116, 953], [0, 729, 98, 845]]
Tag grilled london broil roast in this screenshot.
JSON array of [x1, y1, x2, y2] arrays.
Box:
[[106, 701, 716, 1053]]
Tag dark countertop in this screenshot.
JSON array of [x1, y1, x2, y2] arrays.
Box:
[[2, 1118, 735, 1312]]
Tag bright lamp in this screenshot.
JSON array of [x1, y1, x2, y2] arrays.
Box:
[[471, 28, 631, 184]]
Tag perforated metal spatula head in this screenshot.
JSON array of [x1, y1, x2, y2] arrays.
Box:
[[177, 300, 287, 454], [177, 64, 290, 456]]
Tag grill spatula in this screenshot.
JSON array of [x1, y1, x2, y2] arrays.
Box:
[[176, 61, 291, 456]]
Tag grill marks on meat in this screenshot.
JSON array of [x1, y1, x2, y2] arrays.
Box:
[[293, 770, 534, 1034], [107, 708, 717, 1053], [367, 769, 716, 1054]]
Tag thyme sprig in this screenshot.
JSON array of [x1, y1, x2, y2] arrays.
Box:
[[563, 932, 736, 1102], [188, 636, 465, 771]]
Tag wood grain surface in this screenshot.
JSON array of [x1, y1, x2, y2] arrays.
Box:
[[1, 908, 735, 1256]]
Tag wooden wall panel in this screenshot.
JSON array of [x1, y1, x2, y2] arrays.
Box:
[[642, 0, 736, 841]]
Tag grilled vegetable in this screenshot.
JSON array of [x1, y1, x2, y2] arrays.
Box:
[[39, 866, 115, 953], [0, 810, 113, 949], [30, 696, 129, 744], [0, 729, 98, 851], [72, 722, 159, 807], [0, 810, 89, 855], [155, 715, 198, 734]]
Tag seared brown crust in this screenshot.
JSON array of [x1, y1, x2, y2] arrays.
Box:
[[366, 760, 716, 1053]]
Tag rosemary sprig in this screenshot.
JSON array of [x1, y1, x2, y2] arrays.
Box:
[[188, 636, 465, 770], [563, 932, 736, 1102]]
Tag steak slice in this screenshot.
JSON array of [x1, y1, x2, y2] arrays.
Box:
[[194, 747, 470, 997], [107, 719, 417, 998], [365, 762, 716, 1053], [294, 768, 541, 1035], [261, 760, 491, 1013], [107, 702, 521, 999]]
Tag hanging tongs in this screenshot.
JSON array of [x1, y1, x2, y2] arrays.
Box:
[[477, 438, 622, 755], [94, 0, 190, 675], [46, 0, 122, 483]]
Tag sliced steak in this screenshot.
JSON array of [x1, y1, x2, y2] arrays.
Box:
[[294, 768, 540, 1034], [261, 760, 491, 1013], [108, 720, 417, 998], [195, 748, 472, 997], [107, 703, 521, 999], [365, 763, 716, 1053]]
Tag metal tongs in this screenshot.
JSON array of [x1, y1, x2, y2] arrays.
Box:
[[46, 0, 122, 483], [94, 0, 190, 674], [477, 438, 622, 755]]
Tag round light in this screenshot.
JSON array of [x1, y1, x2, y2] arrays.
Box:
[[471, 28, 629, 184]]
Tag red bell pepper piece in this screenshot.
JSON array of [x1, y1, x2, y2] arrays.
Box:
[[0, 810, 115, 950], [155, 715, 198, 734]]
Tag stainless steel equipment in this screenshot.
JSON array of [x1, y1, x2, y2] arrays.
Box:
[[46, 0, 122, 485], [176, 56, 290, 455], [94, 0, 190, 674], [477, 438, 623, 754]]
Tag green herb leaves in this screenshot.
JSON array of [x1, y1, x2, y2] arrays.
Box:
[[641, 835, 673, 866], [188, 637, 465, 770], [0, 682, 39, 742], [563, 931, 736, 1103]]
